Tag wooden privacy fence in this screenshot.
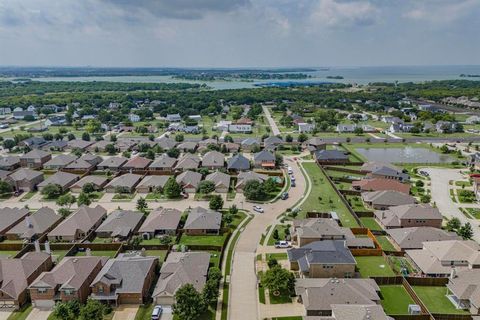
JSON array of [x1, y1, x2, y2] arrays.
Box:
[[323, 166, 364, 174]]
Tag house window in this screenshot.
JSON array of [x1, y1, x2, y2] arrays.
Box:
[[98, 286, 104, 293], [38, 288, 47, 294], [64, 290, 74, 296]]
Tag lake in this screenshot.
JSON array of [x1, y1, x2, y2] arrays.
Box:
[[355, 147, 454, 164]]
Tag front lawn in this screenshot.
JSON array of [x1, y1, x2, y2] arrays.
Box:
[[7, 304, 32, 320], [300, 162, 359, 227], [413, 286, 469, 315], [355, 256, 395, 277], [266, 253, 288, 261], [465, 208, 480, 219], [178, 234, 228, 247], [269, 291, 292, 304], [376, 236, 396, 251], [112, 193, 135, 201], [457, 190, 476, 203], [267, 224, 291, 246], [20, 191, 36, 202], [360, 217, 383, 231], [380, 285, 415, 315]]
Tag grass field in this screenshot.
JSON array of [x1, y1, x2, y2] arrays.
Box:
[[74, 250, 118, 257], [380, 285, 415, 315], [300, 162, 359, 227], [355, 256, 395, 277], [465, 208, 480, 219], [178, 234, 228, 247], [360, 217, 383, 231], [413, 286, 469, 315], [376, 236, 397, 251], [267, 224, 291, 246]]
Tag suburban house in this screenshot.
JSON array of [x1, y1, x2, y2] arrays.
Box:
[[287, 240, 356, 278], [206, 171, 231, 193], [70, 175, 109, 193], [387, 227, 460, 250], [202, 151, 225, 169], [95, 210, 144, 241], [48, 205, 107, 242], [138, 208, 182, 239], [263, 136, 283, 148], [148, 154, 177, 172], [13, 110, 37, 120], [67, 139, 94, 151], [79, 154, 103, 167], [227, 154, 250, 171], [155, 137, 177, 150], [374, 204, 442, 229], [352, 178, 410, 194], [176, 170, 202, 193], [7, 168, 44, 191], [122, 156, 152, 172], [29, 256, 108, 308], [63, 158, 96, 172], [166, 113, 181, 122], [43, 154, 77, 170], [37, 171, 80, 192], [0, 252, 52, 309], [184, 207, 222, 235], [20, 137, 47, 149], [361, 162, 409, 182], [175, 154, 201, 171], [241, 138, 260, 151], [152, 252, 210, 305], [291, 218, 354, 247], [314, 150, 349, 164], [43, 140, 68, 152], [329, 304, 390, 320], [97, 156, 128, 172], [298, 122, 315, 133], [447, 269, 480, 314], [0, 207, 29, 236], [176, 142, 198, 153], [228, 124, 252, 133], [90, 254, 157, 305], [20, 150, 51, 169], [253, 150, 276, 169], [5, 208, 62, 242], [361, 190, 415, 210], [105, 173, 143, 193], [0, 156, 20, 171], [406, 240, 480, 277], [235, 171, 268, 191], [295, 278, 381, 317], [136, 175, 170, 193], [436, 121, 458, 133], [87, 140, 112, 153], [303, 137, 327, 153]]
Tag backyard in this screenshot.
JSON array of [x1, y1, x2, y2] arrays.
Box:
[[413, 286, 469, 315], [355, 256, 395, 277], [379, 285, 415, 315]]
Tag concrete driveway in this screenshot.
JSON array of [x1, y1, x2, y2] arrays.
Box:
[[159, 306, 173, 320], [228, 157, 307, 320], [25, 308, 51, 320], [0, 310, 12, 320], [423, 167, 480, 242], [112, 305, 138, 320]]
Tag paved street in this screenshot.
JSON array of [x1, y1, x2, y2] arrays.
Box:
[[262, 105, 280, 136], [423, 167, 480, 242], [228, 157, 306, 320]]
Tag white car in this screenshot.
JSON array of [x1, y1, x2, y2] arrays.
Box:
[[253, 206, 264, 213], [151, 305, 163, 320], [275, 241, 291, 248], [287, 166, 293, 174]]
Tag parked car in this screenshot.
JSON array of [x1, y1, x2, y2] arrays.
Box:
[[275, 240, 291, 248], [291, 180, 296, 187], [290, 175, 295, 181], [281, 192, 289, 200], [151, 305, 163, 320], [181, 192, 189, 199], [287, 166, 293, 174], [253, 205, 264, 213]]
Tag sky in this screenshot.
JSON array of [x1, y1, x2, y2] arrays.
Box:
[[0, 0, 479, 68]]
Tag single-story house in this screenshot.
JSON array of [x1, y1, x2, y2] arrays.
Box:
[[205, 171, 231, 193], [288, 240, 356, 278], [176, 171, 202, 193], [5, 208, 62, 242], [184, 207, 222, 235], [95, 210, 144, 241], [235, 171, 268, 191], [202, 151, 225, 169], [361, 190, 415, 210], [0, 207, 30, 235], [67, 139, 95, 151], [314, 150, 349, 164], [374, 204, 442, 229], [174, 154, 201, 171], [90, 254, 157, 305], [48, 205, 107, 242], [105, 173, 143, 193], [253, 150, 276, 169], [447, 269, 480, 314], [241, 138, 260, 151], [227, 154, 250, 171], [387, 227, 461, 250], [176, 142, 198, 153], [37, 171, 80, 192], [351, 178, 410, 194], [155, 137, 177, 150], [0, 156, 20, 171], [97, 156, 128, 172], [148, 154, 177, 172], [43, 154, 77, 170], [122, 156, 152, 172], [136, 175, 170, 193], [138, 208, 182, 239], [361, 162, 409, 182], [63, 159, 96, 172], [291, 218, 354, 247], [70, 175, 109, 193], [152, 252, 210, 305]]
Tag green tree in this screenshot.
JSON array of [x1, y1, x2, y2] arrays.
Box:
[[243, 180, 266, 201], [3, 139, 16, 151], [56, 193, 76, 209], [173, 284, 206, 320], [41, 184, 63, 199], [79, 299, 105, 320], [85, 119, 102, 134], [285, 134, 293, 143], [262, 266, 295, 296], [446, 217, 461, 231], [272, 229, 279, 240], [197, 180, 216, 194], [52, 300, 80, 320], [82, 182, 96, 194], [105, 144, 117, 155], [297, 133, 308, 143], [459, 222, 474, 240], [77, 191, 92, 206], [81, 132, 90, 141], [229, 204, 238, 216], [354, 127, 364, 135], [136, 197, 148, 212], [263, 178, 277, 193], [167, 148, 180, 158], [58, 208, 72, 218], [209, 195, 224, 210], [175, 134, 184, 142], [0, 180, 13, 194], [164, 177, 182, 198]]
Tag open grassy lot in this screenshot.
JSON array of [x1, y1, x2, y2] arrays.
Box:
[[300, 162, 359, 227], [267, 224, 291, 246], [413, 286, 469, 315], [376, 236, 396, 251], [360, 217, 383, 231], [178, 234, 228, 247], [380, 285, 415, 315], [355, 256, 395, 277], [345, 195, 369, 212]]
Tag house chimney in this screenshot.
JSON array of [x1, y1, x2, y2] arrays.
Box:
[[382, 211, 385, 219], [25, 215, 33, 229], [44, 241, 51, 254], [450, 267, 457, 279], [34, 240, 41, 253], [86, 248, 92, 256], [141, 248, 146, 257]]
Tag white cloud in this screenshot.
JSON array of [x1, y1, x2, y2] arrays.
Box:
[[403, 0, 480, 24], [309, 0, 380, 29]]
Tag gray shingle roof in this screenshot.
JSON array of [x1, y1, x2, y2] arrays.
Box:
[[149, 154, 176, 169], [48, 205, 107, 238], [95, 210, 143, 238], [227, 154, 250, 170], [0, 207, 29, 233], [7, 208, 62, 240], [388, 227, 460, 250], [136, 175, 170, 190], [206, 171, 231, 188], [138, 208, 182, 233], [314, 150, 349, 161], [38, 171, 79, 188], [98, 156, 128, 169], [254, 150, 275, 162], [184, 207, 221, 230], [202, 151, 225, 167], [8, 168, 43, 182], [106, 173, 143, 189], [176, 171, 202, 188], [43, 154, 77, 168]]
